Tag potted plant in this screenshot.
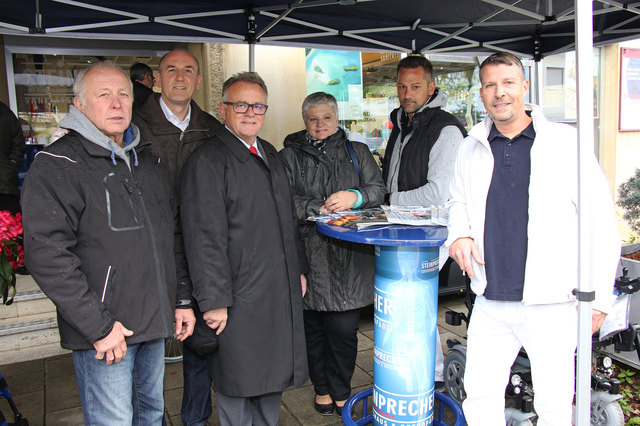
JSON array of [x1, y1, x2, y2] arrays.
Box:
[[617, 168, 640, 277], [0, 210, 24, 305]]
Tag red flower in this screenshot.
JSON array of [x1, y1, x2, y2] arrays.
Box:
[[1, 210, 24, 304], [0, 210, 24, 270]]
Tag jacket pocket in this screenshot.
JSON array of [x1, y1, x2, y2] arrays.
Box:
[[100, 265, 116, 305], [233, 249, 254, 299], [103, 172, 144, 231]]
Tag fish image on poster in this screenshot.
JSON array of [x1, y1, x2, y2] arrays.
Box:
[[373, 245, 439, 426]]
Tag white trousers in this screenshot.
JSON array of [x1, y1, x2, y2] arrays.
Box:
[[435, 328, 444, 381], [463, 296, 577, 426]]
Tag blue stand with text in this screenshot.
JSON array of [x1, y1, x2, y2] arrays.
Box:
[[316, 223, 462, 426], [373, 245, 439, 425]]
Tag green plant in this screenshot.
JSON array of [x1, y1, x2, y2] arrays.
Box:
[[618, 168, 640, 234], [618, 368, 637, 384], [619, 387, 635, 415], [617, 369, 640, 420]]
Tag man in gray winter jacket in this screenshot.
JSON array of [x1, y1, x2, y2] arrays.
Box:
[[381, 55, 466, 207], [22, 61, 194, 426], [381, 55, 467, 389]]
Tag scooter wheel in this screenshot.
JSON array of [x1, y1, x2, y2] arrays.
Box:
[[444, 350, 467, 404], [590, 399, 624, 426]]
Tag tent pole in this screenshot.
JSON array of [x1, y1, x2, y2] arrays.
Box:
[[533, 61, 544, 106], [249, 43, 255, 72], [575, 0, 594, 424]]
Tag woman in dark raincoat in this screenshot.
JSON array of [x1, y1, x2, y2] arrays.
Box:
[[280, 92, 385, 416]]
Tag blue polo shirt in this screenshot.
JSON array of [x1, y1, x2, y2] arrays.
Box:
[[483, 120, 535, 301]]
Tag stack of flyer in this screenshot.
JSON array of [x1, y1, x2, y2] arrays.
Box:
[[308, 208, 389, 229], [381, 205, 448, 226], [308, 205, 449, 229]]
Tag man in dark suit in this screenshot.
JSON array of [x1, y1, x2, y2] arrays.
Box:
[[180, 72, 308, 426]]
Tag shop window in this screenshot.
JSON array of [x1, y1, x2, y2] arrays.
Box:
[[304, 51, 486, 158], [12, 53, 160, 145]]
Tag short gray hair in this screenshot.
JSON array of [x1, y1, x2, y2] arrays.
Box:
[[302, 92, 338, 120], [73, 61, 132, 104], [222, 72, 268, 102]]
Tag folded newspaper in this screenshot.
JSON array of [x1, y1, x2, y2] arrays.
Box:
[[307, 206, 448, 229], [308, 208, 389, 229], [381, 205, 448, 226]]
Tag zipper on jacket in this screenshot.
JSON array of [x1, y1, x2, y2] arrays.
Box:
[[179, 127, 210, 143], [129, 166, 172, 332], [101, 265, 113, 303]]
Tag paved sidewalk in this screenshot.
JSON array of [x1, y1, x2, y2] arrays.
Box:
[[0, 294, 467, 426]]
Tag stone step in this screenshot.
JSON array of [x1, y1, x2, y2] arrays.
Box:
[[0, 317, 67, 365], [0, 317, 57, 336], [0, 275, 68, 364], [13, 289, 47, 302], [0, 275, 56, 328]]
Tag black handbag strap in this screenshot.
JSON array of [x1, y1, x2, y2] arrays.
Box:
[[345, 139, 360, 183]]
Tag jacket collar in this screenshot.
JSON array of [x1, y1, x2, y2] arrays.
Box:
[[391, 93, 444, 130], [219, 127, 264, 163], [469, 103, 544, 148], [283, 128, 346, 156], [70, 130, 150, 168], [138, 93, 214, 135]]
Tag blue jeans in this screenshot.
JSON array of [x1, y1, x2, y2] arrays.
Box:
[[73, 338, 165, 426], [180, 344, 212, 425]]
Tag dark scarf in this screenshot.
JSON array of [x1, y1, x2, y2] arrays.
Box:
[[305, 131, 328, 150]]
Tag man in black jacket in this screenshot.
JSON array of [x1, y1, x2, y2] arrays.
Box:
[[381, 55, 467, 390], [133, 48, 222, 426], [382, 55, 466, 207], [0, 101, 25, 214], [130, 62, 154, 111], [180, 72, 308, 426], [22, 61, 194, 425]]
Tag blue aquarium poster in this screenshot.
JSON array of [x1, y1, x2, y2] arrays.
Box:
[[306, 49, 363, 120]]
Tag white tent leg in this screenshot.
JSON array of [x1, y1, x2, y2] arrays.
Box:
[[249, 43, 255, 72], [533, 61, 544, 106], [575, 0, 594, 424]]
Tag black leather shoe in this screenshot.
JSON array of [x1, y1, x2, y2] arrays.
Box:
[[334, 403, 343, 416], [314, 400, 334, 416]]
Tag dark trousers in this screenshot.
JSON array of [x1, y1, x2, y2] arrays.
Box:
[[304, 309, 361, 401], [180, 345, 212, 426], [216, 391, 282, 426]]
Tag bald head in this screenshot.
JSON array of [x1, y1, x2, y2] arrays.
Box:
[[156, 49, 203, 116]]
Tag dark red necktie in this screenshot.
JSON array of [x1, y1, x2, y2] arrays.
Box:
[[249, 145, 258, 156]]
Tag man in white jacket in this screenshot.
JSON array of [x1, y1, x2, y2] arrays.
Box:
[[447, 52, 620, 425]]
